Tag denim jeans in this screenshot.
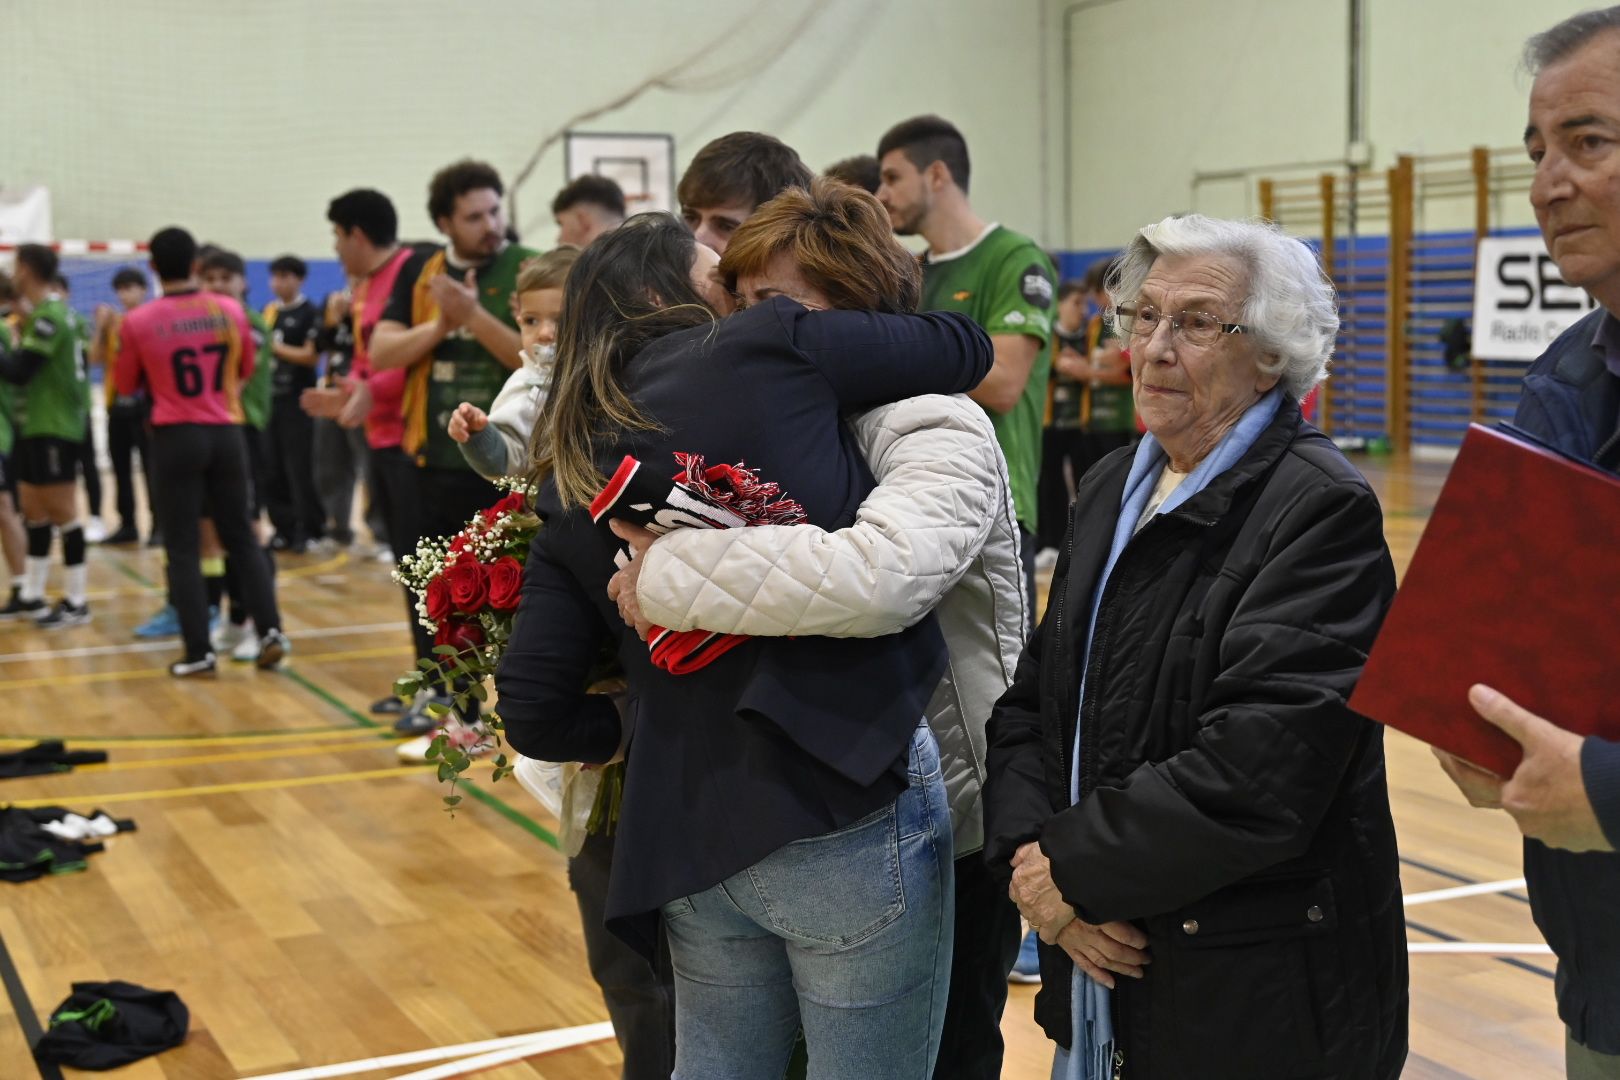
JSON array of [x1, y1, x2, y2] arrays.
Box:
[[662, 722, 955, 1080]]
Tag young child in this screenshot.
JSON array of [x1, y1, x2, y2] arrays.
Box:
[[446, 247, 577, 480]]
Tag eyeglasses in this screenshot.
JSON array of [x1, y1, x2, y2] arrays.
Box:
[[1113, 303, 1249, 347]]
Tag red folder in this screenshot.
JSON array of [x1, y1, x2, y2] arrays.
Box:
[[1350, 423, 1620, 777]]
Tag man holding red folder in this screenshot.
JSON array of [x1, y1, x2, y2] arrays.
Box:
[[1435, 11, 1620, 1075]]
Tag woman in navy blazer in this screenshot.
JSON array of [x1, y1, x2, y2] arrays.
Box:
[[496, 200, 991, 1078]]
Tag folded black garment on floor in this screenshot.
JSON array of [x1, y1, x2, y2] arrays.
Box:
[[34, 980, 188, 1069], [0, 740, 108, 779], [0, 806, 136, 883]]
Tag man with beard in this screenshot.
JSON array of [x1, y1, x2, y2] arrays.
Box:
[[369, 160, 536, 733]]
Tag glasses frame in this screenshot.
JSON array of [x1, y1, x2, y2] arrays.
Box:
[[1112, 302, 1250, 346]]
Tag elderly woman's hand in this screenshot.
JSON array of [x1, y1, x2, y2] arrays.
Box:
[[1055, 917, 1152, 989], [1010, 842, 1079, 941]]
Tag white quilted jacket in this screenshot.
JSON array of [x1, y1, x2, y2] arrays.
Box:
[[635, 393, 1028, 855]]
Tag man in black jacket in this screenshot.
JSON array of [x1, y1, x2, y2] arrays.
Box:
[[1432, 11, 1620, 1077]]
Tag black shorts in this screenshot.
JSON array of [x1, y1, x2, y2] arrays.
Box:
[[14, 436, 81, 487]]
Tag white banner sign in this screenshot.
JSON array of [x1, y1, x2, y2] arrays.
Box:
[[0, 186, 51, 247], [1471, 235, 1599, 360]]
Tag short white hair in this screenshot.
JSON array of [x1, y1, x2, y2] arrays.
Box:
[[1106, 214, 1338, 401]]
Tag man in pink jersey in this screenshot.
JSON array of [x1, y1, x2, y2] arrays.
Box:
[[302, 189, 427, 716], [117, 226, 289, 677]]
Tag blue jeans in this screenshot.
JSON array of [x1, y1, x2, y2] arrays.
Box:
[[662, 722, 955, 1080]]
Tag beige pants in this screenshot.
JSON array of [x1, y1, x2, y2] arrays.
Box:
[[1569, 1031, 1620, 1080]]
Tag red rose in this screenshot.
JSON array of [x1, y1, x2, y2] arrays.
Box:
[[425, 576, 453, 623], [487, 556, 523, 611], [445, 556, 490, 613], [434, 619, 486, 651], [488, 491, 527, 519], [449, 534, 471, 554]]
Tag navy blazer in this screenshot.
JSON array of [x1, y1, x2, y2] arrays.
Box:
[[496, 297, 993, 954]]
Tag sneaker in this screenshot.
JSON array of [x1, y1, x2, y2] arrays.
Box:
[[1009, 930, 1042, 984], [373, 546, 395, 564], [134, 604, 180, 638], [169, 653, 217, 678], [397, 714, 494, 763], [104, 523, 140, 546], [212, 617, 253, 654], [82, 518, 109, 544], [1034, 547, 1060, 572], [0, 591, 45, 621], [231, 629, 261, 663], [393, 691, 448, 737], [370, 695, 408, 716], [145, 531, 164, 548], [36, 600, 91, 630], [255, 628, 290, 670]]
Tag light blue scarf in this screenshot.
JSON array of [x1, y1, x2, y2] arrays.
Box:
[[1053, 389, 1281, 1080]]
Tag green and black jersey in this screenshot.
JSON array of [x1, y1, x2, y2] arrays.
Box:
[[382, 243, 537, 469], [16, 296, 89, 443]]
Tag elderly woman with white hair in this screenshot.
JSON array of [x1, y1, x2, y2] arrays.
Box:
[[983, 213, 1409, 1079]]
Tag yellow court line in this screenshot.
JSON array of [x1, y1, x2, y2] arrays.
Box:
[[280, 551, 352, 579], [0, 728, 389, 750], [5, 762, 445, 809], [0, 645, 410, 691], [72, 740, 399, 773]]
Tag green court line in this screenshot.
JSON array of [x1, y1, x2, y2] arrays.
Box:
[[280, 667, 561, 851], [104, 556, 159, 590]]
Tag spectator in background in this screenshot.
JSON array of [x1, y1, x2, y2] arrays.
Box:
[[91, 267, 152, 546], [552, 174, 627, 248], [877, 114, 1056, 638], [1036, 279, 1090, 563], [1431, 12, 1620, 1078], [677, 131, 814, 254], [824, 153, 881, 194], [0, 273, 32, 614], [311, 281, 384, 553], [263, 255, 323, 553]]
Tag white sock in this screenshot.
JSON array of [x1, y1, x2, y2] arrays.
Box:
[[9, 574, 23, 592], [23, 557, 49, 602], [65, 563, 87, 607]]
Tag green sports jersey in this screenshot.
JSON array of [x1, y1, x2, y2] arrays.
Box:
[[240, 307, 274, 430], [0, 322, 15, 456], [16, 296, 89, 442], [921, 225, 1056, 534], [385, 242, 538, 469]]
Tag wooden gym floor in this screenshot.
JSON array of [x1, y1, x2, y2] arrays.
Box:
[[0, 453, 1565, 1079]]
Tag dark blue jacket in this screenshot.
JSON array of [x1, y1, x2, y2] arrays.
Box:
[[496, 297, 992, 956], [1513, 308, 1620, 1054]]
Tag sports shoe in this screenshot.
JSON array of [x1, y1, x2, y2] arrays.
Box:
[[373, 546, 395, 564], [212, 617, 253, 654], [1009, 929, 1043, 984], [36, 600, 91, 630], [82, 517, 109, 544], [134, 604, 180, 638], [393, 691, 448, 736], [169, 653, 217, 678], [231, 630, 261, 663], [0, 590, 45, 621], [255, 628, 290, 670], [1034, 547, 1061, 572], [397, 714, 495, 763], [370, 695, 407, 716], [104, 523, 140, 546]]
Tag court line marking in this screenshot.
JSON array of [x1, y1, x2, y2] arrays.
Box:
[[1400, 854, 1530, 905], [278, 668, 563, 852], [1403, 878, 1528, 906], [240, 1022, 615, 1080], [2, 763, 436, 809], [390, 1023, 619, 1080], [1405, 918, 1554, 980], [1408, 942, 1554, 955], [0, 729, 390, 750], [0, 622, 404, 664], [0, 928, 64, 1080], [73, 740, 398, 773], [0, 645, 408, 690]]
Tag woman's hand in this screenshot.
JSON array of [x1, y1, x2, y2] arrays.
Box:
[[1054, 917, 1151, 989], [1010, 842, 1078, 942], [448, 402, 488, 443], [606, 520, 659, 641]]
